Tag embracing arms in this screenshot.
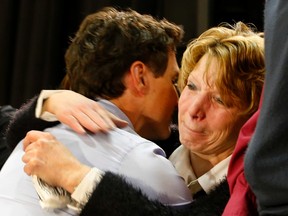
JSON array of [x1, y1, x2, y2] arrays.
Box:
[[6, 90, 126, 149], [22, 130, 229, 216]]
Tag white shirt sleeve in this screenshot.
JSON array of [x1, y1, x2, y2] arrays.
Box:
[[35, 90, 65, 121]]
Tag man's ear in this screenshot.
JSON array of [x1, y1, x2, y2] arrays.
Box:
[[129, 61, 149, 95]]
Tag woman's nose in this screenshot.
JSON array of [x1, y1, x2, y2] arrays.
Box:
[[188, 93, 208, 120]]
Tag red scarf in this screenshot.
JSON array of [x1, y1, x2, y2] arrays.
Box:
[[222, 92, 263, 216]]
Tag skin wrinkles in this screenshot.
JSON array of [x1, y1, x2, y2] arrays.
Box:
[[178, 54, 247, 165]]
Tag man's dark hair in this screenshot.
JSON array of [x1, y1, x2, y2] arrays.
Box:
[[63, 7, 184, 100]]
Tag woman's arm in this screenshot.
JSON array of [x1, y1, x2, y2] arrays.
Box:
[[23, 130, 229, 216], [81, 171, 176, 216], [6, 90, 128, 150], [81, 172, 229, 216], [0, 105, 17, 168], [6, 96, 58, 150]]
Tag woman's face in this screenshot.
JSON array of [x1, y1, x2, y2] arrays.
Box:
[[178, 54, 247, 156]]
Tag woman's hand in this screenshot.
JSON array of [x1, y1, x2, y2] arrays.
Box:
[[22, 130, 90, 193], [42, 90, 128, 134]]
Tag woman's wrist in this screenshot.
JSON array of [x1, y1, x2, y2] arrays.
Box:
[[65, 165, 91, 194], [70, 167, 104, 209]]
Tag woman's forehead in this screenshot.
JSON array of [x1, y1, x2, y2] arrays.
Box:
[[189, 55, 220, 80]]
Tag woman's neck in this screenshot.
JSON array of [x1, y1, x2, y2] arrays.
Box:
[[189, 149, 232, 178]]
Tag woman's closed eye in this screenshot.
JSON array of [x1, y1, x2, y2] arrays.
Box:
[[213, 95, 224, 105], [187, 82, 197, 91]]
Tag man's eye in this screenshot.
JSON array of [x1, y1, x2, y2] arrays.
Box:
[[172, 78, 178, 85]]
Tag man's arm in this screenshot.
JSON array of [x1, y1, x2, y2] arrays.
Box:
[[245, 0, 288, 214]]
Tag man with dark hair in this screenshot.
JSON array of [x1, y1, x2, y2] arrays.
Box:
[[0, 7, 191, 215]]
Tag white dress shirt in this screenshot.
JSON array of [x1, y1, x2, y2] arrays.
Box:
[[169, 145, 231, 196], [0, 91, 192, 215]]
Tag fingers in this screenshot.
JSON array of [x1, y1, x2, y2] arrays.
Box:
[[90, 107, 117, 130], [22, 154, 42, 176], [60, 114, 87, 134], [59, 108, 111, 134], [88, 102, 128, 131], [22, 140, 46, 176], [22, 149, 33, 175], [44, 90, 127, 134], [23, 130, 54, 150], [106, 112, 128, 128], [61, 102, 128, 134], [71, 107, 111, 133]]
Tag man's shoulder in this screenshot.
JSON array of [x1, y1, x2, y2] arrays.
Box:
[[46, 124, 153, 147], [44, 124, 165, 168]]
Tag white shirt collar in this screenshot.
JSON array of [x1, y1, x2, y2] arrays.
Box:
[[169, 145, 231, 194]]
